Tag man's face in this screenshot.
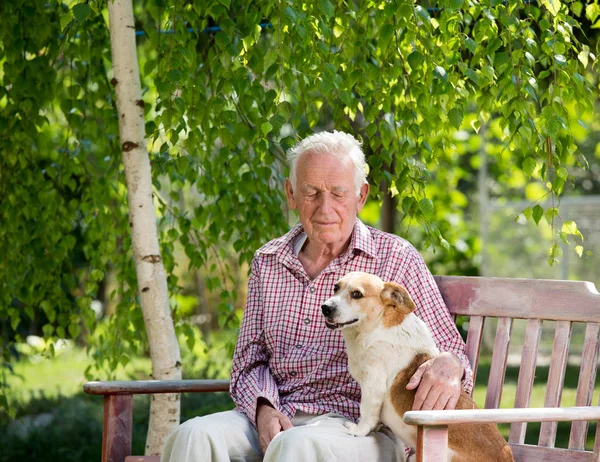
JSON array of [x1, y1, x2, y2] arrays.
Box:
[[286, 151, 369, 248]]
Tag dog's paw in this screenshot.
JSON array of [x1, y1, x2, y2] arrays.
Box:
[[344, 421, 373, 437]]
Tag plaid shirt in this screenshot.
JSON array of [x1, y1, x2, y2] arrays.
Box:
[[230, 218, 473, 426]]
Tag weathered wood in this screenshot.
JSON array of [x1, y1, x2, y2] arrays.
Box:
[[103, 394, 133, 462], [509, 318, 542, 444], [510, 443, 595, 462], [434, 276, 600, 322], [570, 323, 600, 450], [539, 320, 572, 448], [464, 315, 485, 386], [85, 380, 230, 395], [485, 317, 512, 410], [403, 406, 600, 426], [416, 425, 448, 462]]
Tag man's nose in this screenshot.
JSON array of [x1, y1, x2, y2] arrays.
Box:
[[317, 193, 333, 213], [321, 303, 336, 317]]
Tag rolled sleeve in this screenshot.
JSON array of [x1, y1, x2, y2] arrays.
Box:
[[229, 258, 280, 426], [399, 246, 474, 394]]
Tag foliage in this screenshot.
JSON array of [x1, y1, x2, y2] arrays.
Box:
[[0, 0, 598, 414]]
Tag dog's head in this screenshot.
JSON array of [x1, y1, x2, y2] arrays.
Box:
[[320, 272, 416, 331]]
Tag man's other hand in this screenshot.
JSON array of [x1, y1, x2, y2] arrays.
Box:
[[406, 352, 463, 411], [256, 400, 293, 453]]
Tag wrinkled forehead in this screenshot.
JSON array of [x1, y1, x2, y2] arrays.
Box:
[[336, 272, 383, 293]]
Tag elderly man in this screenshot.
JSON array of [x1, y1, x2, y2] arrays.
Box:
[[162, 131, 472, 462]]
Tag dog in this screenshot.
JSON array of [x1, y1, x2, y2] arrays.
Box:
[[321, 271, 513, 461]]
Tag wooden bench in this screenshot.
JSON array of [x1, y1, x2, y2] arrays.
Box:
[[85, 276, 600, 461]]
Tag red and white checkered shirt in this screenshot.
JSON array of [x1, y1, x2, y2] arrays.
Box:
[[230, 218, 473, 426]]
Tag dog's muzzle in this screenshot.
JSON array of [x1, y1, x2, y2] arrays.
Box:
[[321, 302, 359, 330], [321, 302, 336, 317]]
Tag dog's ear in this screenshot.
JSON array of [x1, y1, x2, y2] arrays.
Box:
[[380, 282, 416, 314]]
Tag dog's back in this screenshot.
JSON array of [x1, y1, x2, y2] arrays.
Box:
[[383, 349, 513, 461]]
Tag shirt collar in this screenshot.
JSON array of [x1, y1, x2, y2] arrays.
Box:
[[262, 218, 379, 263]]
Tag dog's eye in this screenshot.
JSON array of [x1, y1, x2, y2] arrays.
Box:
[[351, 291, 363, 299], [333, 284, 340, 293]]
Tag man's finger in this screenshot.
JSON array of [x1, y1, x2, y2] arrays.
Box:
[[419, 387, 443, 411], [446, 392, 460, 410], [280, 415, 293, 431], [406, 362, 428, 390], [432, 392, 452, 411], [411, 380, 432, 410]]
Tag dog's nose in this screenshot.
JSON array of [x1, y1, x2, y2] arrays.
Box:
[[321, 303, 335, 317]]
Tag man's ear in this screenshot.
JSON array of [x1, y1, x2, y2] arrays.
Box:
[[357, 182, 369, 211], [285, 178, 297, 210], [380, 282, 416, 314]]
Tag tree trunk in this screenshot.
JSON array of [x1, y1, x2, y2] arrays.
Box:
[[107, 0, 182, 455]]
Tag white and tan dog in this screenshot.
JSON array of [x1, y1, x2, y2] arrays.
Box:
[[321, 271, 513, 462]]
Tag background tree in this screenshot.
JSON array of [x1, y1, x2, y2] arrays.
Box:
[[1, 0, 598, 455]]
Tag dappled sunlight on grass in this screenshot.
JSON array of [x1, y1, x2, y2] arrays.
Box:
[[6, 347, 152, 407]]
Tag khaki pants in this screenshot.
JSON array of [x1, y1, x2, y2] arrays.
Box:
[[161, 409, 407, 462]]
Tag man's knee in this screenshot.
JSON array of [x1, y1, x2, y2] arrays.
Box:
[[176, 414, 232, 442], [266, 427, 315, 454]]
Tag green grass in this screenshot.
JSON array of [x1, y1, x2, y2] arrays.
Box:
[[5, 347, 152, 408]]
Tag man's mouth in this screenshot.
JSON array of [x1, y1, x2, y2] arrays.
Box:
[[324, 318, 359, 330]]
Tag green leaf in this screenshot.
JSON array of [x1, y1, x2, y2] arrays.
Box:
[[419, 198, 434, 219], [448, 107, 463, 130], [319, 0, 335, 18], [407, 51, 425, 70], [433, 66, 448, 82], [532, 205, 544, 224], [575, 245, 584, 257], [72, 3, 91, 23], [522, 157, 537, 177], [586, 3, 600, 22], [540, 0, 561, 16], [562, 220, 579, 235], [261, 121, 273, 135], [554, 54, 567, 65]]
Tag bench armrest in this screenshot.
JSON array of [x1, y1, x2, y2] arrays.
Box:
[[403, 406, 600, 426], [84, 379, 230, 396]]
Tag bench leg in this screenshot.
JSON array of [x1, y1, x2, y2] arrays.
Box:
[[103, 394, 133, 462], [416, 425, 449, 462]]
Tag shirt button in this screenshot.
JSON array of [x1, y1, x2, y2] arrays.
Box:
[[309, 286, 316, 293], [290, 371, 297, 377], [303, 317, 311, 325]]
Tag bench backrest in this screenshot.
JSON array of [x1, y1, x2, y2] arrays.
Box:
[[434, 276, 600, 462]]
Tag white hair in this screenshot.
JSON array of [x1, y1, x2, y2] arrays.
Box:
[[286, 130, 368, 195]]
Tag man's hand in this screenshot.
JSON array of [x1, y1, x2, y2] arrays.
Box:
[[406, 352, 463, 411], [256, 400, 293, 454]]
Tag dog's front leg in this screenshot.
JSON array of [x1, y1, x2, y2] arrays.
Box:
[[345, 371, 387, 437]]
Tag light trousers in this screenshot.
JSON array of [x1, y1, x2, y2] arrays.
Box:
[[161, 409, 407, 462]]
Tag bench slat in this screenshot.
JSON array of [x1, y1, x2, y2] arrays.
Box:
[[509, 318, 542, 444], [570, 323, 600, 450], [465, 315, 485, 387], [539, 320, 573, 447], [434, 276, 600, 322], [510, 443, 594, 462], [485, 317, 513, 410]]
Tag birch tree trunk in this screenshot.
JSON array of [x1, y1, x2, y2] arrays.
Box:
[[107, 0, 182, 455]]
